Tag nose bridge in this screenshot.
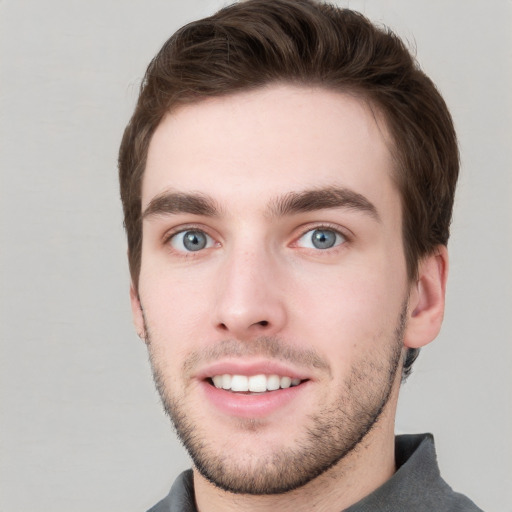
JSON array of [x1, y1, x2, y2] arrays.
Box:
[[213, 236, 286, 338]]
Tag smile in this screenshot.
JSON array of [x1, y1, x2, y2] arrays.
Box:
[[211, 374, 303, 392]]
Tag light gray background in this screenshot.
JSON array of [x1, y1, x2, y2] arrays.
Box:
[[1, 1, 510, 511]]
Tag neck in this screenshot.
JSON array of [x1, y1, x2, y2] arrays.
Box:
[[193, 388, 399, 512]]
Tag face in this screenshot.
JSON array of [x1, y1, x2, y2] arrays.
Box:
[[134, 85, 412, 494]]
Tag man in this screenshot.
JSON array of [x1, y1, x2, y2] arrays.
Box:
[[118, 1, 483, 510]]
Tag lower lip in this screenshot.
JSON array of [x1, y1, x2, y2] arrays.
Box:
[[201, 380, 309, 419]]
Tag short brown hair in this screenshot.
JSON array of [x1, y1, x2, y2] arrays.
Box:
[[118, 0, 459, 373]]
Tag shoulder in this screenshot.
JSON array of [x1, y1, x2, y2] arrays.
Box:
[[345, 434, 484, 512], [146, 470, 196, 512], [394, 434, 484, 512]]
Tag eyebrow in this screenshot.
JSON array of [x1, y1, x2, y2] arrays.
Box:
[[268, 187, 380, 221], [142, 191, 221, 219], [142, 186, 380, 222]]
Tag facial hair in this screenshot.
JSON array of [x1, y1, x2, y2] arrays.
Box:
[[145, 304, 406, 495]]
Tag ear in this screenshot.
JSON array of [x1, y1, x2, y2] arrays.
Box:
[[130, 283, 146, 342], [404, 245, 449, 349]]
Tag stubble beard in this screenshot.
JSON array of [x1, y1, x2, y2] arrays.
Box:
[[145, 306, 406, 495]]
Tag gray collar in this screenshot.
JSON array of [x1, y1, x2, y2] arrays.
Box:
[[147, 434, 483, 512]]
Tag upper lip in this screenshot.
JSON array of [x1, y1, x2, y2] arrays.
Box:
[[195, 359, 312, 381]]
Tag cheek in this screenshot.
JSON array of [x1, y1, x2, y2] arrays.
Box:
[[294, 252, 403, 306], [138, 265, 212, 356], [289, 258, 406, 352], [140, 248, 207, 306]]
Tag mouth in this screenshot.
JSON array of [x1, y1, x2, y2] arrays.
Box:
[[200, 366, 311, 418], [208, 374, 306, 393]]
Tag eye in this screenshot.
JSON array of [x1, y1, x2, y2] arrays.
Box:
[[296, 228, 346, 250], [169, 230, 215, 252]]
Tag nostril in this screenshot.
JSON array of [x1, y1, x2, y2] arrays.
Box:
[[257, 320, 269, 327]]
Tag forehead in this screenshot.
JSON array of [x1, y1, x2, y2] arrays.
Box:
[[143, 85, 397, 214]]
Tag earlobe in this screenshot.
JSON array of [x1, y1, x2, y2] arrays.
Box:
[[404, 246, 449, 349], [130, 283, 146, 341]]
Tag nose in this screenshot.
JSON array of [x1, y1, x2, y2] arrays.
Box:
[[212, 245, 287, 340]]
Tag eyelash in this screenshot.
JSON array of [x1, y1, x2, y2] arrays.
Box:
[[163, 224, 217, 248], [294, 223, 351, 250], [163, 223, 351, 255]]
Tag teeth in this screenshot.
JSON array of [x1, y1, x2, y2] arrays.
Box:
[[221, 374, 232, 390], [211, 373, 303, 392], [267, 374, 280, 391], [212, 375, 223, 388], [248, 374, 267, 392], [231, 375, 248, 391], [280, 376, 291, 389]]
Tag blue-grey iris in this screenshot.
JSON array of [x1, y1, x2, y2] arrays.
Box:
[[183, 231, 207, 251], [311, 229, 337, 249]]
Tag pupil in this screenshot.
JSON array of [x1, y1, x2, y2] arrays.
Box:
[[184, 231, 206, 251], [312, 229, 336, 249]]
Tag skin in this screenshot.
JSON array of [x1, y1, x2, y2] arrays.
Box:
[[131, 85, 448, 512]]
